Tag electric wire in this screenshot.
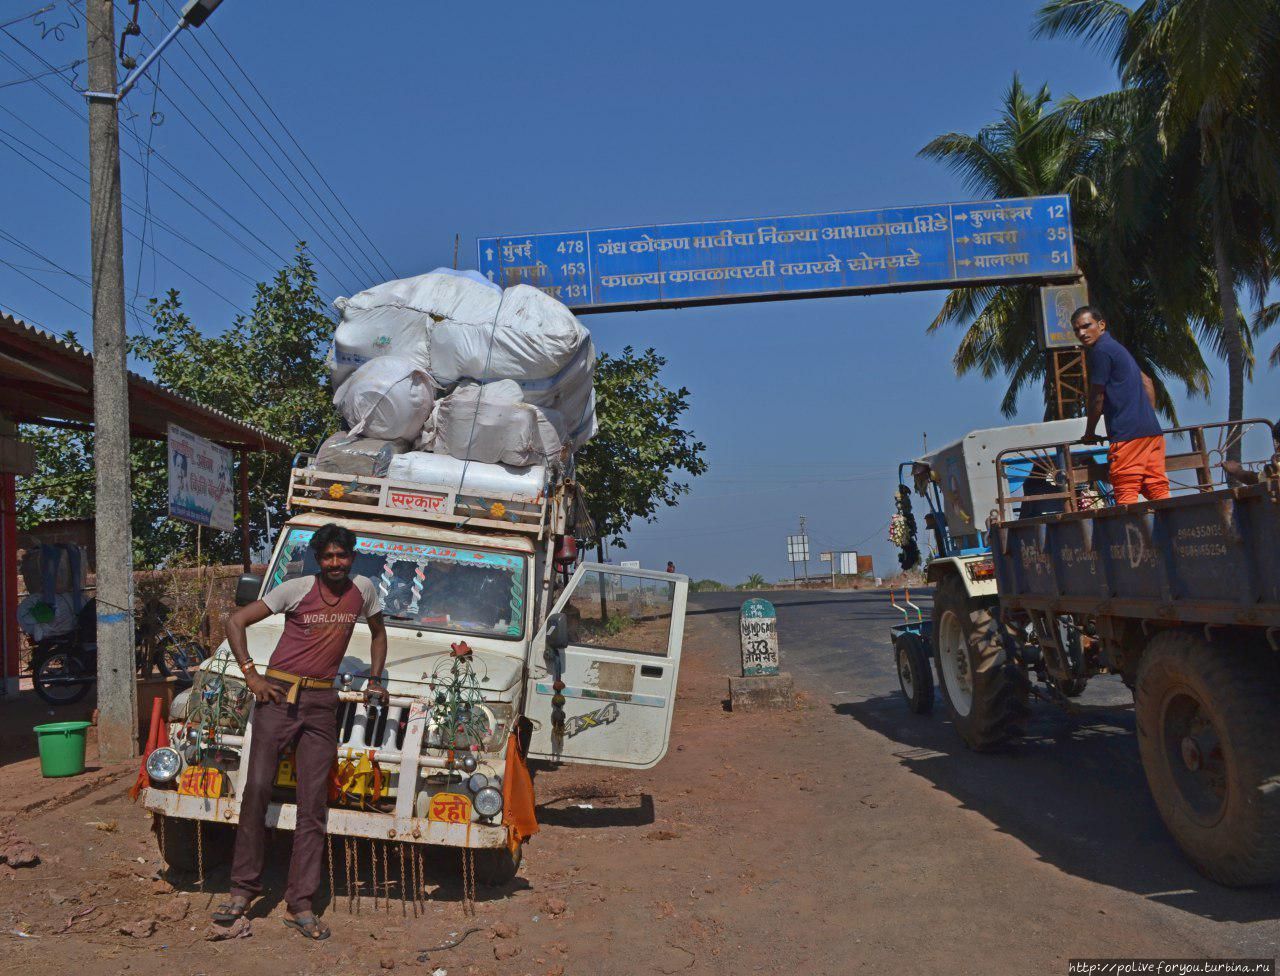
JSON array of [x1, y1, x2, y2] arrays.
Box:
[[152, 0, 391, 282], [0, 53, 82, 87], [0, 32, 297, 274], [123, 17, 366, 290], [3, 15, 349, 320], [0, 299, 50, 330], [190, 7, 397, 280], [0, 121, 259, 289], [0, 97, 275, 286], [147, 0, 381, 283], [0, 252, 90, 317], [0, 130, 251, 315], [148, 76, 360, 294]]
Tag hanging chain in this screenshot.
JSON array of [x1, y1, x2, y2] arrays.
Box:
[[461, 847, 476, 917], [398, 842, 407, 918], [381, 841, 391, 914], [353, 838, 361, 914], [196, 820, 205, 891], [327, 834, 336, 909], [414, 846, 424, 918], [344, 838, 354, 915], [156, 814, 166, 871], [370, 839, 379, 913]]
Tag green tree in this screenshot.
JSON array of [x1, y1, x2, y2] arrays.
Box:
[[921, 74, 1214, 419], [742, 573, 767, 589], [1038, 0, 1280, 454], [18, 248, 337, 567], [575, 346, 707, 552]]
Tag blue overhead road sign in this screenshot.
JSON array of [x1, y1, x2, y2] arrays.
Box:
[[477, 195, 1077, 313]]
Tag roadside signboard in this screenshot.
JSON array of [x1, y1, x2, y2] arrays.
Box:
[[1039, 282, 1090, 349], [167, 423, 233, 531], [786, 535, 810, 563], [478, 194, 1077, 313], [838, 551, 860, 576], [740, 598, 779, 676]]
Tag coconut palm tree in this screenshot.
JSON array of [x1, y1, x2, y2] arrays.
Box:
[[920, 75, 1212, 419], [1037, 0, 1280, 456]]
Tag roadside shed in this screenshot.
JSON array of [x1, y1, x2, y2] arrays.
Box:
[[0, 312, 292, 696]]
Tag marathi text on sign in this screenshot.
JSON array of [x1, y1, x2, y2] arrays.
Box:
[[478, 195, 1076, 313], [739, 598, 780, 677]]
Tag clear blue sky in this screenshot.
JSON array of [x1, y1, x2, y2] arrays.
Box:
[[1, 1, 1276, 581]]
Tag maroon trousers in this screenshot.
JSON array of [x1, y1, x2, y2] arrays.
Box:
[[229, 684, 337, 915]]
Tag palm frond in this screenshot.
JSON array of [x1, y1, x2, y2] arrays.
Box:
[[1035, 0, 1135, 62]]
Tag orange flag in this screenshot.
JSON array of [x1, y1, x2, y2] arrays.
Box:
[[129, 696, 165, 802], [501, 731, 538, 848]]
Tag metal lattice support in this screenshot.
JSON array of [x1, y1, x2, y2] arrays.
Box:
[[1049, 347, 1088, 420]]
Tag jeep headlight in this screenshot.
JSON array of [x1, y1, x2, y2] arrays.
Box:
[[473, 785, 503, 819], [480, 702, 513, 752], [146, 746, 183, 783]]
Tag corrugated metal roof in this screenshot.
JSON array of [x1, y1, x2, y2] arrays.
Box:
[[0, 312, 293, 454]]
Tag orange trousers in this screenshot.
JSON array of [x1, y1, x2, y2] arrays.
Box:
[[1109, 435, 1169, 504]]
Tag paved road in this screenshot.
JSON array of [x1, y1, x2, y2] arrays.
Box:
[[690, 588, 1280, 957]]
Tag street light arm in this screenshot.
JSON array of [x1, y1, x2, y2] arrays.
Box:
[[84, 0, 223, 102]]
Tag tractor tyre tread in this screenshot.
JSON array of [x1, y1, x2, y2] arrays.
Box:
[[1136, 630, 1280, 887], [933, 576, 1029, 752]]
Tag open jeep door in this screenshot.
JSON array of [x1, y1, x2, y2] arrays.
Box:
[[525, 563, 687, 769]]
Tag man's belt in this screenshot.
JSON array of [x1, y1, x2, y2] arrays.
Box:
[[264, 667, 333, 705]]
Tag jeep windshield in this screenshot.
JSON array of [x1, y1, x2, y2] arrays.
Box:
[[266, 526, 527, 640]]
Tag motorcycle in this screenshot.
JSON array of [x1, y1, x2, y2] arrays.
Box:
[[30, 599, 209, 706]]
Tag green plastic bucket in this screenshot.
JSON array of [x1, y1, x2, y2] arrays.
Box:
[[33, 721, 92, 777]]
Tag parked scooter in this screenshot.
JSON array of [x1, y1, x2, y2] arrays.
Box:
[[30, 600, 208, 706]]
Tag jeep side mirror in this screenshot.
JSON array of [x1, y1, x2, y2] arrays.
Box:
[[234, 573, 263, 607], [546, 612, 570, 651]]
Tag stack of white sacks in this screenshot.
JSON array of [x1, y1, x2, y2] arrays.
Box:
[[316, 268, 596, 494]]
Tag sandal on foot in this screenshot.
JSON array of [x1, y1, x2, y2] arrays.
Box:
[[211, 896, 249, 925], [283, 914, 330, 941]]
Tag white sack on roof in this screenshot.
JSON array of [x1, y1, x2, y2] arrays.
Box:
[[330, 269, 502, 387], [511, 338, 597, 449], [420, 380, 567, 467], [333, 357, 434, 442], [426, 283, 588, 386], [387, 451, 547, 503]]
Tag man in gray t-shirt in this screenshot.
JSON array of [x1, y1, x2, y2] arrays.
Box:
[[214, 523, 387, 941]]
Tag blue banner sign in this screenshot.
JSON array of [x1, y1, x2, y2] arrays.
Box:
[[477, 195, 1076, 313]]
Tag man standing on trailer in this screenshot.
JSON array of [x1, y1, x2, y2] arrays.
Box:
[[1073, 305, 1169, 504], [214, 523, 388, 940]]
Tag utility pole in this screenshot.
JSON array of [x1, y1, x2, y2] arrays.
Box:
[[85, 0, 225, 762], [799, 515, 808, 588], [86, 0, 135, 762]]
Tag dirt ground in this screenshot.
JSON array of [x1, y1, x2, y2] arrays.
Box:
[[0, 609, 1254, 976]]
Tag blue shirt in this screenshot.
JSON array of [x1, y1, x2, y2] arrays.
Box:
[[1087, 332, 1162, 441]]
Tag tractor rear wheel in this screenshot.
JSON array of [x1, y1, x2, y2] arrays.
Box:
[[932, 576, 1029, 751], [1136, 630, 1280, 886]]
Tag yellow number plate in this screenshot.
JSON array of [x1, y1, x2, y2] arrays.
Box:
[[275, 754, 297, 788], [427, 792, 472, 824], [178, 766, 224, 798]]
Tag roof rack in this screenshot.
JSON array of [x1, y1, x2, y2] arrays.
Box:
[[287, 463, 549, 535]]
